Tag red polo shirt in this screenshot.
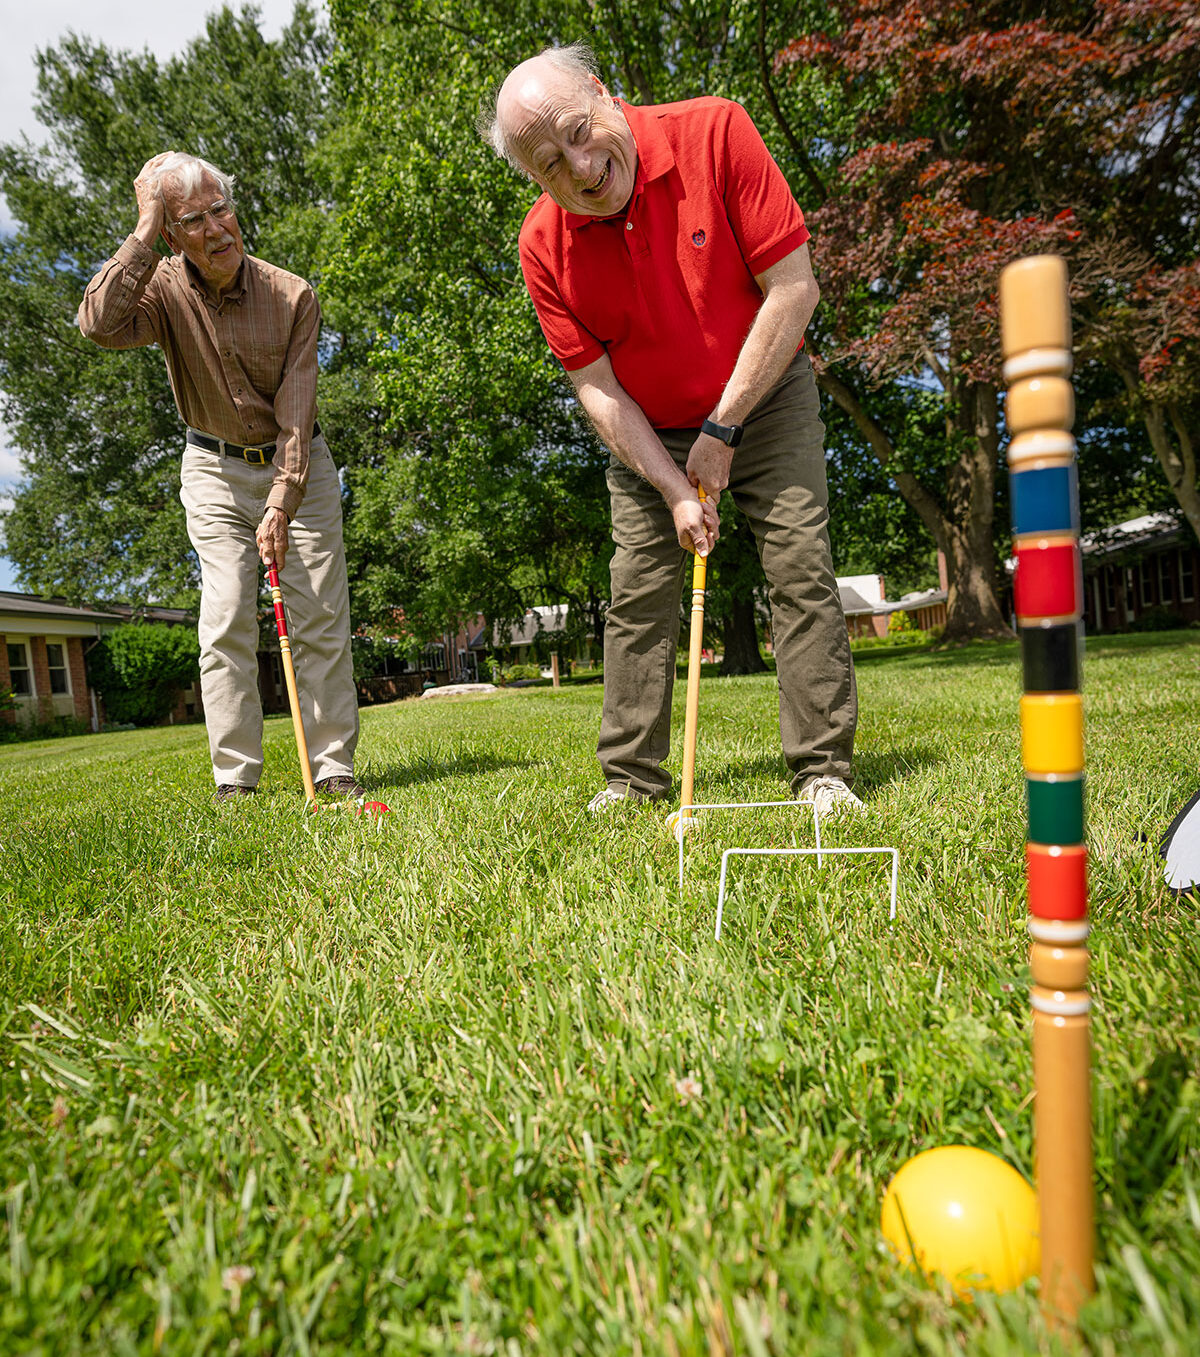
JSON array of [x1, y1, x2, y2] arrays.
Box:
[[519, 96, 809, 429]]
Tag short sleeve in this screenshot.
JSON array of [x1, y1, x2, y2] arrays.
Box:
[[519, 233, 607, 371], [718, 102, 809, 276]]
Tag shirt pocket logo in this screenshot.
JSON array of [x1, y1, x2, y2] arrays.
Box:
[[691, 229, 707, 248]]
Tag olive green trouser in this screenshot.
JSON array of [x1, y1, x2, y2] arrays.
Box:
[[597, 352, 857, 800]]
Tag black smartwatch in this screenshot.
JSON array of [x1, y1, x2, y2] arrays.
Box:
[[701, 417, 744, 447]]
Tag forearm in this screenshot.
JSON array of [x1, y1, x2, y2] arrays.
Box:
[[268, 291, 321, 521], [77, 235, 163, 349], [570, 359, 692, 508], [709, 246, 820, 426]]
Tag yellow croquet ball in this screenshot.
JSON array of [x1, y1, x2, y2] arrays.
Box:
[[880, 1146, 1039, 1296]]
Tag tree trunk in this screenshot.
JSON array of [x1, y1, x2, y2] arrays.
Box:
[[817, 368, 1012, 641], [588, 590, 606, 661], [941, 381, 1013, 642], [719, 591, 768, 675], [1115, 359, 1200, 545]]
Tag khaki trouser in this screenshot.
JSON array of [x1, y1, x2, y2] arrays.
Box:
[[599, 352, 857, 799], [180, 433, 359, 788]]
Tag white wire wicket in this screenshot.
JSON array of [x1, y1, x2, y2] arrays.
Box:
[[673, 800, 819, 892], [713, 846, 899, 940]]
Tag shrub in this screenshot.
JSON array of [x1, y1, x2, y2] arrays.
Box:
[[87, 624, 200, 726]]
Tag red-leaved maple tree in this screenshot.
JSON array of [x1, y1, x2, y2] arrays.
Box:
[[776, 0, 1199, 640]]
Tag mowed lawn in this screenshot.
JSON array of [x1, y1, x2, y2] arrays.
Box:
[[2, 631, 1198, 1355]]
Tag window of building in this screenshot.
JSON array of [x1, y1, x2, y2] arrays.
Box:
[[1140, 559, 1155, 607], [1102, 567, 1116, 612], [1181, 550, 1196, 603], [6, 642, 32, 696], [1158, 554, 1175, 604], [45, 642, 70, 695]]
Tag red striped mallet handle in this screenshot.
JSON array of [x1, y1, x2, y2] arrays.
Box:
[[266, 561, 317, 804], [1001, 254, 1093, 1325]]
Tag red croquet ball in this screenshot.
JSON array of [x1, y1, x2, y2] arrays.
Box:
[[360, 801, 391, 816]]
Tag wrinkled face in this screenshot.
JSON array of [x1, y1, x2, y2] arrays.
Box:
[[161, 172, 245, 293], [503, 67, 638, 218]]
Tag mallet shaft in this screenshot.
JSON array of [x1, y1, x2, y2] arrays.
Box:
[[679, 489, 709, 820], [267, 562, 318, 804]]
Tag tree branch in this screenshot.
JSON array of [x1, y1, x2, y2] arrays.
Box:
[[755, 0, 827, 205], [816, 365, 948, 549]]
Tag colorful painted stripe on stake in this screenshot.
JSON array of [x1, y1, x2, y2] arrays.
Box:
[[1020, 622, 1082, 693], [1011, 463, 1079, 536]]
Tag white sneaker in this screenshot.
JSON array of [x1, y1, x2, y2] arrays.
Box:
[[797, 776, 865, 815], [587, 785, 633, 814]]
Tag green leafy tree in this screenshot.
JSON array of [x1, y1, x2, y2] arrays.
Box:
[[0, 4, 333, 606], [86, 623, 200, 725]]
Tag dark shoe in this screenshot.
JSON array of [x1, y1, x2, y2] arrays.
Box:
[[314, 774, 366, 798], [214, 784, 256, 803]]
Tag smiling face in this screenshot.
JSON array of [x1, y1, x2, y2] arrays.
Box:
[[499, 60, 638, 218], [161, 171, 245, 296]]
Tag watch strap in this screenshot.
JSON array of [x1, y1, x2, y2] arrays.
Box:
[[701, 417, 744, 447]]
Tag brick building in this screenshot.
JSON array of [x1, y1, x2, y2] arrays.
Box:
[[0, 593, 122, 728], [1080, 513, 1199, 633]]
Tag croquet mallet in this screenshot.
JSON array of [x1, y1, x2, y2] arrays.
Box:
[[266, 560, 319, 805], [265, 561, 389, 816], [666, 487, 709, 841]]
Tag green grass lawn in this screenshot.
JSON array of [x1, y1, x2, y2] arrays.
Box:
[[2, 631, 1198, 1354]]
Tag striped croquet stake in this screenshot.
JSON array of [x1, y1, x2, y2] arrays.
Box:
[[1000, 254, 1094, 1323], [266, 561, 318, 805]]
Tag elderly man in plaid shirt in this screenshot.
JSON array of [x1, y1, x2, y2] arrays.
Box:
[[80, 152, 361, 803]]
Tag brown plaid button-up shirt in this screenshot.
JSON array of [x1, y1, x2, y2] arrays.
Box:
[[79, 235, 319, 520]]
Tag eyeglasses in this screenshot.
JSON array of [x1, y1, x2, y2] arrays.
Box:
[[169, 199, 235, 234]]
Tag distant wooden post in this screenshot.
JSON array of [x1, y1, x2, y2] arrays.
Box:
[[551, 652, 561, 688]]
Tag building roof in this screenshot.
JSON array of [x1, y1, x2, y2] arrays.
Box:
[[495, 604, 572, 648], [1081, 511, 1183, 558], [836, 575, 947, 617], [0, 591, 124, 626]]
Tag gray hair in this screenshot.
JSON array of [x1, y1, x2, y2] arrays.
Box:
[[148, 152, 236, 207], [481, 41, 601, 170]]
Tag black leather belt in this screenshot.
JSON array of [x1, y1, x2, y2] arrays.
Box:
[[187, 423, 320, 465]]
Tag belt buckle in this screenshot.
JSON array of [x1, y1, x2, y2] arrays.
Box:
[[243, 445, 268, 466]]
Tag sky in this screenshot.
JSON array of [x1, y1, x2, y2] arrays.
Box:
[[0, 0, 310, 592]]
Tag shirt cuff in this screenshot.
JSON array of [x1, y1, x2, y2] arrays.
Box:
[[115, 234, 161, 273], [267, 483, 304, 521]]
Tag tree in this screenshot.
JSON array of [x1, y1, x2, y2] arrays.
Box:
[[0, 4, 333, 606], [776, 1, 1200, 642]]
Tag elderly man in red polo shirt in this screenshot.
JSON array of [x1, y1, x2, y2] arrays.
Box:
[[487, 44, 860, 815]]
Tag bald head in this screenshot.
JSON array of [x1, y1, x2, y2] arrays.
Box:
[[485, 44, 638, 218]]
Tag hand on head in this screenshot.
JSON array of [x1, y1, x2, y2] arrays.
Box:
[[133, 153, 174, 240]]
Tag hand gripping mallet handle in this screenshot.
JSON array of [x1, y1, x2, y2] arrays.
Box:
[[266, 561, 318, 805], [667, 487, 709, 841]]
